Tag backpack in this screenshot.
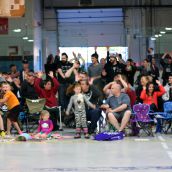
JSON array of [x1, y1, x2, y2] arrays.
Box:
[[94, 132, 124, 141]]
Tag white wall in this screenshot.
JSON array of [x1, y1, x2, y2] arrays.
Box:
[[58, 22, 125, 47]]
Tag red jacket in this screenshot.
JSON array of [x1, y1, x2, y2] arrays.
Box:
[[34, 77, 60, 107], [140, 85, 165, 108]]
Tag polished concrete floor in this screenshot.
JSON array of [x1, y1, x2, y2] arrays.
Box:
[[0, 130, 172, 172]]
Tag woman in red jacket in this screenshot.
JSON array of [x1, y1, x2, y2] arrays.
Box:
[[34, 71, 60, 130], [140, 80, 165, 111]]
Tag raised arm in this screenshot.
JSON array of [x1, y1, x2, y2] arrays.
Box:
[[78, 53, 85, 67], [103, 82, 114, 95], [64, 64, 75, 78], [34, 72, 43, 95], [156, 80, 166, 97], [48, 71, 60, 94], [57, 68, 65, 79]]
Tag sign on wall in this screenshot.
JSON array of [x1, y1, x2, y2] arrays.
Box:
[[0, 0, 25, 17], [0, 18, 8, 34]]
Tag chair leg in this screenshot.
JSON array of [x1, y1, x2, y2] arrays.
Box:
[[58, 106, 63, 131], [165, 121, 171, 134], [138, 122, 154, 137], [26, 113, 29, 133]]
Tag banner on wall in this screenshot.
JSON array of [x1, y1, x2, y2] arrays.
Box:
[[0, 0, 25, 17], [0, 18, 8, 34]]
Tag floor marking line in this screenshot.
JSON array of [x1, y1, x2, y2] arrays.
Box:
[[158, 136, 166, 141], [161, 142, 169, 150], [167, 151, 172, 160]]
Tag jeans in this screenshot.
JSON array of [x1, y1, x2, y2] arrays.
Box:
[[86, 108, 101, 134], [58, 84, 69, 111]]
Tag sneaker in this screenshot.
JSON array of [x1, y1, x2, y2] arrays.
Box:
[[74, 133, 81, 139], [0, 131, 6, 138], [118, 131, 125, 137], [84, 133, 90, 139]]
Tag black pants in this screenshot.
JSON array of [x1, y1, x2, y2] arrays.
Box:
[[58, 84, 69, 111], [86, 108, 101, 134]]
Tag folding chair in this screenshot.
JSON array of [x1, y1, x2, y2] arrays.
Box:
[[25, 98, 46, 132], [44, 106, 63, 131], [131, 103, 154, 136], [153, 102, 172, 134]]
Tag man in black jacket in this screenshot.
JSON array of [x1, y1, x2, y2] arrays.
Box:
[[80, 79, 102, 134]]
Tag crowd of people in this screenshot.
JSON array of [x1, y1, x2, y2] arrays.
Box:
[[0, 46, 172, 139]]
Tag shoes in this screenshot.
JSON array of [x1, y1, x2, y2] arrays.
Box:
[[74, 133, 81, 139], [0, 131, 6, 137], [118, 131, 125, 137], [84, 133, 90, 139]]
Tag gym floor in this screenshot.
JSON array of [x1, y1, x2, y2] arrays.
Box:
[[0, 130, 172, 172]]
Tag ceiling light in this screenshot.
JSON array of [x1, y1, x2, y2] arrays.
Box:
[[22, 36, 28, 40], [28, 39, 34, 42], [151, 37, 156, 41], [160, 31, 166, 34], [159, 34, 162, 37], [13, 29, 21, 32], [165, 27, 172, 30], [155, 35, 159, 38]]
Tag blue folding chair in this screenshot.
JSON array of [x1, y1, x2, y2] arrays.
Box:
[[153, 102, 172, 134]]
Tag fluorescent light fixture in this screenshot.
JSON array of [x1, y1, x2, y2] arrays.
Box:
[[151, 37, 156, 41], [13, 29, 21, 32], [22, 36, 28, 40], [155, 35, 159, 38], [160, 31, 166, 34], [165, 27, 172, 30], [159, 34, 162, 37], [28, 39, 34, 42]]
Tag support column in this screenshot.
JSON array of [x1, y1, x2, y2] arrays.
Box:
[[33, 0, 43, 71], [125, 8, 147, 63]]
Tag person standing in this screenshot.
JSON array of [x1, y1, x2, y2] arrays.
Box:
[[57, 53, 73, 111]]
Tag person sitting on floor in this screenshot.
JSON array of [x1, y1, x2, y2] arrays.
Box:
[[34, 110, 53, 139]]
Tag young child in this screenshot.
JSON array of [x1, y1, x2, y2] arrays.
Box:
[[0, 82, 22, 135], [34, 110, 53, 139], [66, 83, 96, 139], [0, 111, 5, 137], [0, 84, 5, 137]]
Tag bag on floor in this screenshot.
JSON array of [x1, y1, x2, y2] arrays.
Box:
[[94, 132, 124, 141], [16, 133, 32, 141]]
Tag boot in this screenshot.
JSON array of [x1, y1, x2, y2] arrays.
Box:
[[83, 128, 89, 139], [74, 128, 81, 139]]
